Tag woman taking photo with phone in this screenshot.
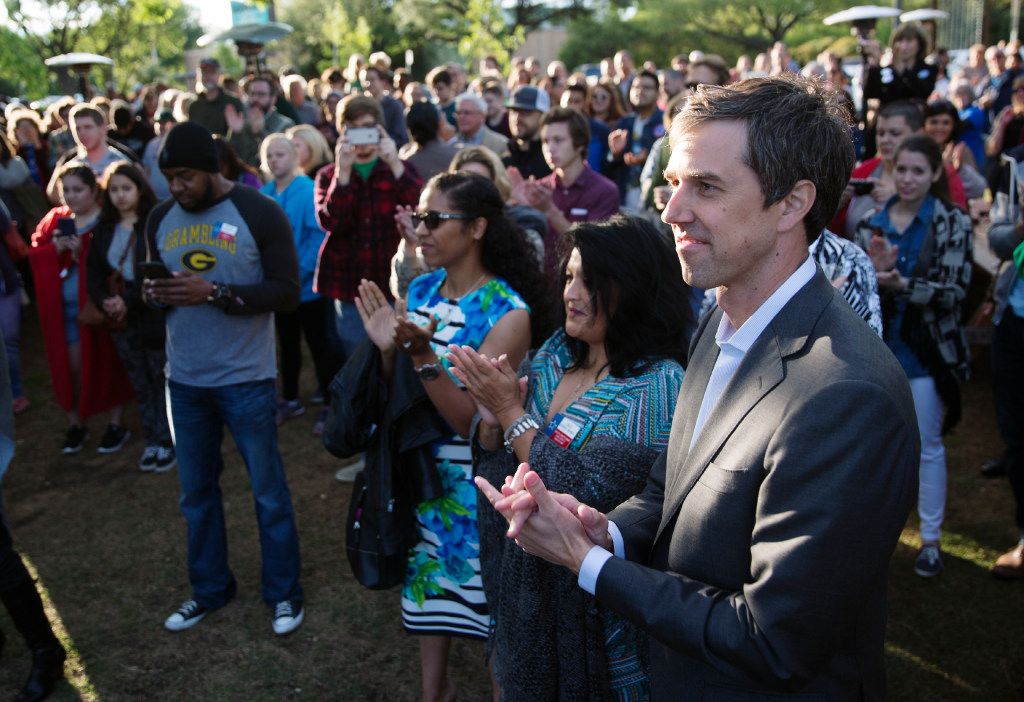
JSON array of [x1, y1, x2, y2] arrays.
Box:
[[30, 161, 133, 454], [855, 134, 972, 580], [354, 172, 549, 702], [86, 161, 174, 472]]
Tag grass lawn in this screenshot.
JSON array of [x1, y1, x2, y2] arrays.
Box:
[[0, 308, 1021, 701]]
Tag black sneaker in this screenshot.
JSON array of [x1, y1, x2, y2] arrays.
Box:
[[271, 599, 304, 635], [153, 445, 176, 473], [61, 425, 89, 454], [97, 424, 131, 454], [164, 599, 209, 631]]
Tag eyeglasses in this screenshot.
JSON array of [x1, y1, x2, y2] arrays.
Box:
[[412, 211, 470, 230], [455, 110, 481, 116], [685, 82, 702, 90]]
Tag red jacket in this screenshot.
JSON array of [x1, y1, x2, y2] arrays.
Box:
[[29, 207, 133, 418], [830, 157, 967, 235]]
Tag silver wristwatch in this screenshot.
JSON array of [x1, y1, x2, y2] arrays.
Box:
[[503, 414, 539, 453]]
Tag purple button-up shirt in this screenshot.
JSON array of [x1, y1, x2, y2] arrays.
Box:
[[537, 164, 620, 272]]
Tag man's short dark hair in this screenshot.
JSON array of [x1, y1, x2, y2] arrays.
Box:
[[877, 100, 924, 132], [427, 68, 452, 89], [481, 79, 504, 99], [541, 106, 590, 157], [69, 104, 105, 126], [339, 94, 383, 128], [406, 101, 440, 145], [636, 70, 659, 87], [675, 76, 854, 243], [243, 73, 279, 97]]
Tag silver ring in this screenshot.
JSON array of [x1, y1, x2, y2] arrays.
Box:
[[402, 341, 413, 349]]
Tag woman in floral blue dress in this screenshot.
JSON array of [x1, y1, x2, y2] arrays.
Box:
[[355, 172, 551, 702]]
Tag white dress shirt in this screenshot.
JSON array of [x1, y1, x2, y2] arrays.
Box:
[[577, 256, 818, 594]]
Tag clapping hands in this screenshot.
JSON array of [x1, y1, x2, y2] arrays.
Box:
[[475, 463, 613, 573]]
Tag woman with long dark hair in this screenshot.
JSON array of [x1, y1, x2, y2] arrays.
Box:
[[449, 215, 690, 700], [86, 160, 174, 471], [355, 172, 550, 702], [856, 134, 972, 580], [30, 161, 133, 453]]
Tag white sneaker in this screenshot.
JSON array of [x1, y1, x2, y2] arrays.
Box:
[[272, 600, 304, 635], [334, 457, 365, 482]]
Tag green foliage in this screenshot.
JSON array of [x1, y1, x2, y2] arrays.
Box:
[[0, 27, 50, 98], [459, 0, 524, 71], [278, 0, 400, 77], [561, 0, 871, 68], [4, 0, 202, 94]]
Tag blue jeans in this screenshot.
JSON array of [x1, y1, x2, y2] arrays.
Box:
[[0, 293, 22, 398], [328, 299, 368, 364], [167, 378, 302, 608]]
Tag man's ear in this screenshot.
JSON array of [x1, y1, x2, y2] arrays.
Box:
[[776, 179, 816, 233]]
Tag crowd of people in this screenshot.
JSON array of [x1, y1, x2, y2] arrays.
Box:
[[0, 26, 1020, 702]]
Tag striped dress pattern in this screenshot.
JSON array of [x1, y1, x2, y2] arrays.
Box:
[[400, 268, 529, 639]]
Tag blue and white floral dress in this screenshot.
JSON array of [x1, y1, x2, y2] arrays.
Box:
[[401, 268, 529, 639]]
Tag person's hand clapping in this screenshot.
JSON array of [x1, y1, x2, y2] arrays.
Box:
[[867, 233, 899, 272], [354, 278, 398, 352], [446, 345, 524, 422], [523, 179, 554, 213], [869, 177, 895, 205], [608, 129, 628, 156], [393, 297, 437, 358], [476, 469, 606, 573], [224, 103, 245, 134], [394, 204, 417, 245]]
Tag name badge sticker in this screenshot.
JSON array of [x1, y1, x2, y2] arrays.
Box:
[[545, 413, 582, 449]]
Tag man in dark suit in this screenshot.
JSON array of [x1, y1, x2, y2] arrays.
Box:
[[478, 76, 919, 699]]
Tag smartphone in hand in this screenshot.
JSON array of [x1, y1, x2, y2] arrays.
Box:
[[55, 217, 76, 239], [137, 261, 172, 280]]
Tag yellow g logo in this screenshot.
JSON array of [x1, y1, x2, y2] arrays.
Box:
[[182, 249, 217, 272]]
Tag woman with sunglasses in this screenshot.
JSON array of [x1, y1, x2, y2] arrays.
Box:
[[588, 79, 626, 130], [355, 172, 550, 702], [448, 215, 690, 700]]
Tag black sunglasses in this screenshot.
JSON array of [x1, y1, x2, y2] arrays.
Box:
[[685, 81, 702, 90], [412, 210, 470, 230]]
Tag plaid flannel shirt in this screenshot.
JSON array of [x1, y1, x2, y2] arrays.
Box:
[[313, 159, 422, 300]]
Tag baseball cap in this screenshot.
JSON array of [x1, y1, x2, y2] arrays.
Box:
[[507, 85, 550, 112], [157, 110, 176, 123], [199, 57, 220, 69]]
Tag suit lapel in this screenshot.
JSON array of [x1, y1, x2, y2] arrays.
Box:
[[656, 271, 836, 539], [662, 308, 721, 501]]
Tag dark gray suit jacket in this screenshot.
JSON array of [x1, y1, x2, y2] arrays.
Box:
[[598, 271, 919, 701]]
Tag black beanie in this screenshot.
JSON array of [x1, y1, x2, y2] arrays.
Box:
[[158, 121, 219, 173]]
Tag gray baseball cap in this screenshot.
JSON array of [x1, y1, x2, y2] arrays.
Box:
[[507, 85, 550, 112]]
